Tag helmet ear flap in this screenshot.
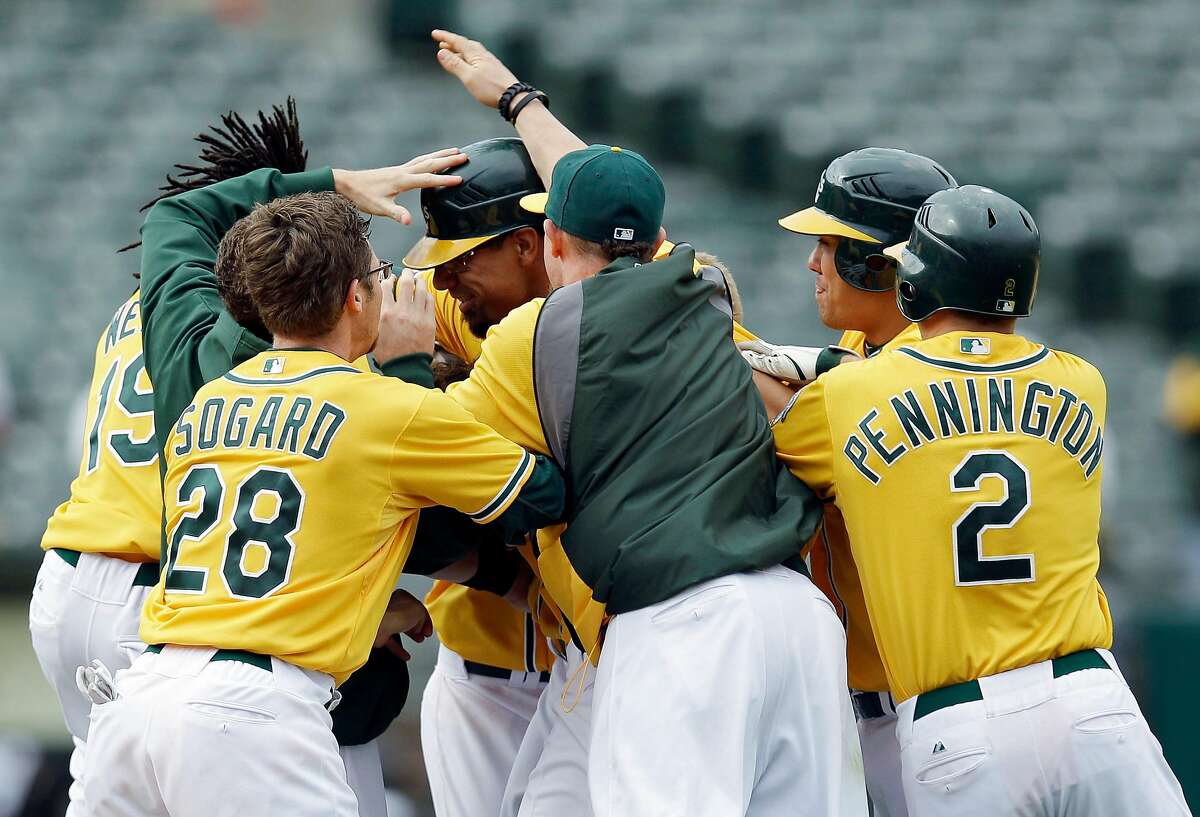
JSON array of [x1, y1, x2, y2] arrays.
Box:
[[834, 238, 896, 292]]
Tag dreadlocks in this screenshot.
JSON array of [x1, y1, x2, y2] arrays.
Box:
[[121, 97, 307, 253]]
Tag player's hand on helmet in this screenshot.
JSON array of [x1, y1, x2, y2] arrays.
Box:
[[332, 149, 467, 224], [374, 589, 434, 661], [375, 268, 436, 364], [432, 29, 519, 108], [737, 341, 861, 385]]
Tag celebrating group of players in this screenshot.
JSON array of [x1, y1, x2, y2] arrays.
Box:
[[29, 28, 1192, 817]]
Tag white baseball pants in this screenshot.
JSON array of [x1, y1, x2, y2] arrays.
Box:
[[28, 549, 154, 817], [82, 645, 359, 817], [589, 565, 869, 817], [851, 692, 908, 817], [421, 645, 548, 817], [501, 644, 595, 817], [895, 649, 1191, 817]]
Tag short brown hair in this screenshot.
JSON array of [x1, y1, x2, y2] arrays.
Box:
[[215, 216, 267, 338], [565, 232, 656, 264], [240, 192, 372, 337]]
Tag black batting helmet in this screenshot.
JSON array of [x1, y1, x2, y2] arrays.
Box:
[[403, 137, 544, 270], [779, 147, 957, 291], [883, 185, 1040, 322]]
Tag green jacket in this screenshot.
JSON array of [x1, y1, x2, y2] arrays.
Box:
[[532, 248, 821, 614], [140, 167, 337, 451]]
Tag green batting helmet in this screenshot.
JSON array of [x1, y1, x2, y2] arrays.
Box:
[[882, 185, 1040, 322], [779, 147, 957, 291], [403, 137, 544, 270]]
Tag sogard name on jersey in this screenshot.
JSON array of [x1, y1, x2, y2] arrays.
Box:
[[171, 393, 346, 460], [843, 376, 1103, 484]]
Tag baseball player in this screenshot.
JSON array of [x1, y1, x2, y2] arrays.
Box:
[[126, 128, 497, 815], [402, 136, 558, 817], [31, 103, 309, 817], [771, 185, 1190, 817], [426, 32, 837, 817], [742, 147, 958, 817], [378, 133, 867, 815], [81, 178, 568, 817]]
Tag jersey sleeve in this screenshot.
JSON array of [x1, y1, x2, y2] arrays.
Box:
[[732, 320, 758, 344], [417, 271, 485, 364], [445, 300, 549, 454], [771, 375, 838, 500], [392, 390, 556, 525]]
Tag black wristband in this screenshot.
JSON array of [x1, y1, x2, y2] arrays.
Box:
[[508, 90, 549, 123], [462, 545, 524, 596], [498, 81, 536, 121]]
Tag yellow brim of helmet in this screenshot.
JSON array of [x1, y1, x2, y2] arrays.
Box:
[[402, 234, 500, 270], [777, 207, 882, 244]]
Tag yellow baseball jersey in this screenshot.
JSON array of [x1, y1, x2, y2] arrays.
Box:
[[142, 348, 538, 684], [805, 324, 921, 692], [42, 292, 161, 562], [418, 278, 555, 671], [775, 331, 1112, 702]]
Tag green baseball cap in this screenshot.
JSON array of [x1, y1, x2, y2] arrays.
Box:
[[520, 145, 665, 244]]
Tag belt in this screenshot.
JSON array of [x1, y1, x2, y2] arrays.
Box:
[[464, 660, 551, 684], [851, 690, 896, 720], [146, 644, 273, 674], [913, 649, 1110, 722], [54, 548, 159, 587]]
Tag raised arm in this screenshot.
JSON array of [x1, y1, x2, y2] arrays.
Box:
[[432, 29, 586, 185], [140, 152, 467, 438]]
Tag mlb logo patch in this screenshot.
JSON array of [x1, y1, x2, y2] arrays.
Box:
[[960, 337, 991, 356], [996, 299, 1016, 313], [613, 227, 635, 241], [263, 357, 285, 374]]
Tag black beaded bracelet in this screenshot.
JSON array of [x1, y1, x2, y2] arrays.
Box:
[[498, 81, 536, 121], [508, 90, 549, 122]]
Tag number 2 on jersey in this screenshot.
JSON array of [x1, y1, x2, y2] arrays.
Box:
[[950, 451, 1035, 586], [164, 465, 303, 599]]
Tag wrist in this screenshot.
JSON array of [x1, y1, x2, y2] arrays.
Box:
[[331, 169, 355, 197]]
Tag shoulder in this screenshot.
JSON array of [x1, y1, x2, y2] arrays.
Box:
[[482, 298, 544, 350], [1046, 346, 1107, 396]]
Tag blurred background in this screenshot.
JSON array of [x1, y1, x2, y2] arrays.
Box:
[[1, 0, 1199, 813]]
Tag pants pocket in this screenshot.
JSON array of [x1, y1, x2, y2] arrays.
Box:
[[915, 747, 990, 785], [186, 699, 279, 725], [649, 583, 738, 626], [1073, 708, 1139, 734]]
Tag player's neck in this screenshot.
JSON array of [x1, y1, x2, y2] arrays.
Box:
[[272, 328, 358, 362], [919, 311, 1017, 339], [860, 305, 911, 348]]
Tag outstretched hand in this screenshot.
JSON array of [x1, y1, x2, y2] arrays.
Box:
[[333, 148, 467, 224], [432, 29, 520, 109]]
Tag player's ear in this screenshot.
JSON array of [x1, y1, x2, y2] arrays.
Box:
[[346, 278, 364, 315], [650, 226, 667, 258], [512, 226, 540, 264], [545, 219, 565, 260]]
